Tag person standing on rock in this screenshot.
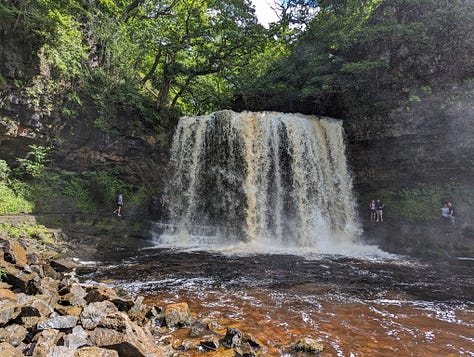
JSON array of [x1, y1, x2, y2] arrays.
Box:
[[369, 200, 377, 222], [376, 199, 385, 222], [113, 193, 124, 217], [440, 203, 450, 223], [448, 201, 455, 224]]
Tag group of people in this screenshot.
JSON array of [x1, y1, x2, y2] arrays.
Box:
[[369, 199, 385, 222], [440, 201, 455, 224]]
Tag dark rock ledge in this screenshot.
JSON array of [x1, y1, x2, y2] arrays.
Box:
[[0, 234, 323, 356]]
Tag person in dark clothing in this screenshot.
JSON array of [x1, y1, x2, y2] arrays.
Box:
[[447, 201, 455, 224]]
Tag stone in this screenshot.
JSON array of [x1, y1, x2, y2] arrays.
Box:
[[0, 300, 20, 324], [31, 329, 63, 357], [0, 342, 22, 357], [0, 288, 17, 302], [20, 297, 54, 318], [80, 301, 118, 330], [4, 268, 39, 294], [50, 259, 79, 273], [55, 304, 83, 316], [59, 283, 87, 307], [0, 324, 27, 347], [1, 239, 27, 266], [164, 302, 191, 328], [62, 326, 89, 349], [221, 328, 242, 349], [234, 341, 255, 357], [45, 345, 76, 357], [85, 286, 119, 304], [21, 316, 41, 329], [292, 337, 324, 353], [89, 318, 164, 357], [200, 336, 220, 351], [37, 315, 79, 330], [74, 346, 119, 357]]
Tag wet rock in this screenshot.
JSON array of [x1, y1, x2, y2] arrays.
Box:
[[0, 342, 22, 357], [189, 321, 206, 337], [0, 324, 27, 347], [164, 302, 191, 328], [242, 332, 264, 349], [292, 337, 324, 354], [234, 341, 255, 357], [80, 301, 118, 330], [221, 328, 242, 349], [74, 346, 119, 357], [200, 336, 220, 351], [37, 315, 79, 330]]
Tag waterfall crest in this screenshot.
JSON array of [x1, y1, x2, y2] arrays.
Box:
[[158, 110, 360, 250]]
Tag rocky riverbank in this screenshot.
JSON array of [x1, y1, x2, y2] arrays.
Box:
[[0, 223, 325, 356]]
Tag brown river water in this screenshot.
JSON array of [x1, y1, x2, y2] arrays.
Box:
[[79, 241, 474, 356]]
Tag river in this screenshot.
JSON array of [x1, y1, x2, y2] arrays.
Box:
[[79, 238, 474, 356]]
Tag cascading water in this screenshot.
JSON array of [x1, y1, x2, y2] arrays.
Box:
[[156, 110, 360, 250]]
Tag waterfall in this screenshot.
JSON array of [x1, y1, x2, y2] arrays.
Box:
[[157, 110, 360, 250]]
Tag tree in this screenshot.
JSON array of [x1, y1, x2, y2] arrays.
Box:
[[125, 0, 266, 112]]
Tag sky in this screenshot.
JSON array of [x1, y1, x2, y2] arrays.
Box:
[[251, 0, 280, 27]]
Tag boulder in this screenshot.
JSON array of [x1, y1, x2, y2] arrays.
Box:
[[0, 324, 27, 347], [1, 239, 27, 267], [85, 286, 118, 304], [234, 341, 255, 357], [221, 328, 242, 349], [74, 346, 119, 357], [0, 300, 20, 324], [89, 325, 163, 357], [80, 301, 118, 330], [292, 337, 324, 354], [45, 345, 76, 357], [37, 315, 79, 330], [0, 288, 17, 302], [164, 302, 191, 328], [50, 259, 79, 273], [61, 326, 89, 349], [4, 268, 39, 294], [59, 283, 87, 307], [0, 342, 22, 357], [55, 304, 83, 316], [200, 336, 220, 351], [31, 329, 63, 357]]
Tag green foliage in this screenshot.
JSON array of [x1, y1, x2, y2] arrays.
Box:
[[378, 183, 474, 223], [15, 145, 51, 179], [0, 267, 6, 282], [0, 222, 52, 243], [0, 183, 34, 214]]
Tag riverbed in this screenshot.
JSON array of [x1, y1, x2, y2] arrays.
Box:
[[79, 239, 474, 356]]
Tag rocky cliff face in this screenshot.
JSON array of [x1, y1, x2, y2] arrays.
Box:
[[345, 84, 474, 258]]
